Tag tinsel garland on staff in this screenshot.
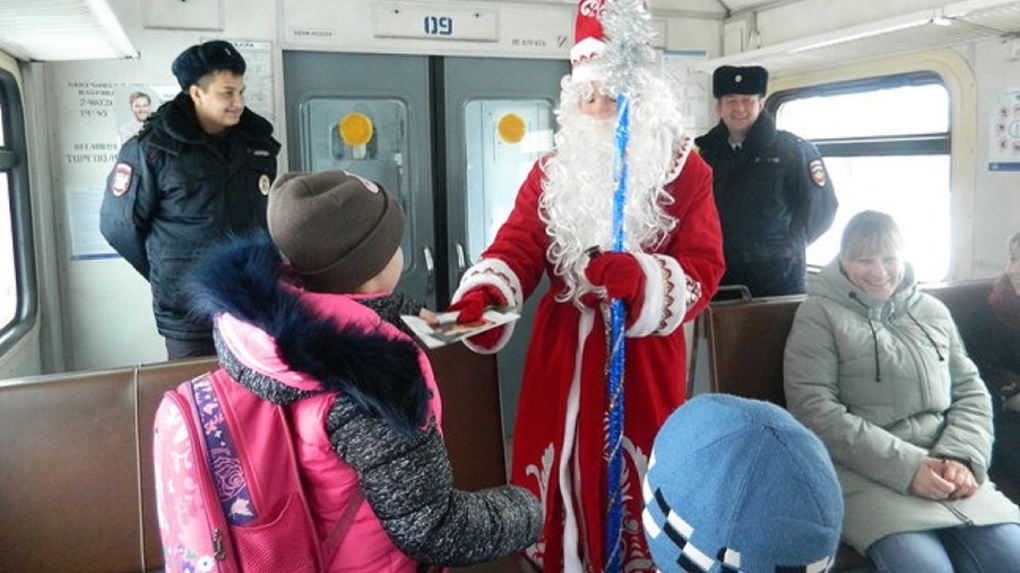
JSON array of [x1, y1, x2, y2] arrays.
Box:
[[598, 1, 655, 572]]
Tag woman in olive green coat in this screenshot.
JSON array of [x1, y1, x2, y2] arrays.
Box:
[[784, 210, 1020, 572]]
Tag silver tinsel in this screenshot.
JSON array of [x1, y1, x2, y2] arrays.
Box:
[[600, 0, 656, 98]]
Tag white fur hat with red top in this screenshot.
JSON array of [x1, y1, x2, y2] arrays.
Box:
[[570, 0, 656, 90], [570, 0, 609, 82]]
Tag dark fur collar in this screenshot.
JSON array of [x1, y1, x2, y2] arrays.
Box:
[[142, 92, 279, 154], [186, 233, 428, 433]]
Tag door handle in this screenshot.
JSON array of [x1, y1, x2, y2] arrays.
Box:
[[455, 242, 467, 281], [423, 246, 434, 294]]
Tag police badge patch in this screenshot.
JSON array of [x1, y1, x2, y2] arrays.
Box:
[[809, 159, 828, 187], [111, 163, 132, 197]]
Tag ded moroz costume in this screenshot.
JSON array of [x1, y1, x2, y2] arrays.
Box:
[[447, 1, 725, 570]]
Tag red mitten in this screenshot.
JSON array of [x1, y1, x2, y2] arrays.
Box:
[[464, 325, 506, 350], [446, 285, 507, 324], [584, 252, 646, 308]]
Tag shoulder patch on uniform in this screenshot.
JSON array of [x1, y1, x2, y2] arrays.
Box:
[[111, 163, 132, 197], [809, 159, 828, 187]]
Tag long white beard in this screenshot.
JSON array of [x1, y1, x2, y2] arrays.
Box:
[[540, 76, 684, 305]]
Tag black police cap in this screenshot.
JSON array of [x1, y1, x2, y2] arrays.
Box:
[[712, 65, 768, 99], [171, 40, 246, 91]]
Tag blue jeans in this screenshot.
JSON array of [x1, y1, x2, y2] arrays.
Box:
[[867, 524, 1020, 573]]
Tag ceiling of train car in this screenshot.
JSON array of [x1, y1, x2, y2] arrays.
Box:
[[701, 0, 1020, 74], [0, 0, 136, 61]]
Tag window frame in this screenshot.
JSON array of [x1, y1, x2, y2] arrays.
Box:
[[766, 71, 954, 281], [767, 72, 950, 157], [0, 66, 37, 355]]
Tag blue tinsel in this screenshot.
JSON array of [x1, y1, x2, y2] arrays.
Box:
[[599, 1, 657, 570]]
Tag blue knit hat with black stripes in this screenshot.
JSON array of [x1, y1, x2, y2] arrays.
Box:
[[642, 394, 843, 573]]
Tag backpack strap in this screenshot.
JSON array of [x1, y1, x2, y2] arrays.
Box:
[[321, 487, 364, 563], [279, 398, 364, 569]]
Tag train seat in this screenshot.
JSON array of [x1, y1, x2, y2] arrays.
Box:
[[0, 344, 510, 573], [700, 278, 1012, 572], [0, 357, 216, 573]]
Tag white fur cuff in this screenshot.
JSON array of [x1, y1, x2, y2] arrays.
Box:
[[625, 254, 687, 338]]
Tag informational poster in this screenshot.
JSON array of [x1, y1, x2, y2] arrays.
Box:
[[988, 88, 1020, 172], [230, 40, 274, 122], [660, 50, 712, 135], [63, 81, 174, 260]]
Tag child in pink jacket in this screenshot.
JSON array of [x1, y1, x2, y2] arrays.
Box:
[[185, 170, 542, 571]]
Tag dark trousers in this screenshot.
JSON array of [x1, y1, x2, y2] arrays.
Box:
[[164, 337, 216, 361]]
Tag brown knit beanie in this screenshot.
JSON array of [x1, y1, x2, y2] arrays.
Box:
[[267, 170, 405, 293]]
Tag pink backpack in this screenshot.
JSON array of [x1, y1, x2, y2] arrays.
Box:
[[153, 369, 360, 572]]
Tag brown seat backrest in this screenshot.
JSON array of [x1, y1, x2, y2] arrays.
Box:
[[0, 346, 505, 573], [704, 279, 996, 406], [425, 343, 507, 492], [923, 279, 994, 329], [0, 368, 139, 572], [704, 294, 806, 407]]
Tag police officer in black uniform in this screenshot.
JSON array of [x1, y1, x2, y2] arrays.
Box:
[[696, 65, 837, 298], [101, 40, 280, 359]]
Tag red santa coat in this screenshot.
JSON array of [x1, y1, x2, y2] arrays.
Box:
[[453, 149, 724, 572]]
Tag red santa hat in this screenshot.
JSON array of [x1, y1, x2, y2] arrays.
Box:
[[570, 0, 609, 82]]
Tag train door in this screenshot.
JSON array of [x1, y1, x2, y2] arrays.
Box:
[[440, 57, 564, 441], [282, 52, 567, 440], [283, 52, 435, 307]]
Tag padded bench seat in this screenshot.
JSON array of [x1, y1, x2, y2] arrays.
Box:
[[0, 343, 508, 573]]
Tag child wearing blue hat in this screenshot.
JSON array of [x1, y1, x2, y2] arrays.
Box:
[[642, 394, 844, 573]]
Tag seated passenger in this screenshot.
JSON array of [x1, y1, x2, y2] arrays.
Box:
[[783, 210, 1020, 572], [958, 231, 1020, 488], [185, 170, 542, 570], [642, 393, 843, 573]]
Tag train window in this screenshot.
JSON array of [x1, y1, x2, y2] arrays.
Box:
[[463, 99, 554, 262], [0, 67, 35, 352], [771, 73, 951, 282]]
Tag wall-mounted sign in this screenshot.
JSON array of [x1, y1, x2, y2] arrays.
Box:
[[373, 2, 498, 42]]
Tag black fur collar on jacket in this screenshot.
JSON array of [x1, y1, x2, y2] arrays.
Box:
[[186, 232, 428, 434], [695, 107, 778, 151], [141, 92, 279, 153]]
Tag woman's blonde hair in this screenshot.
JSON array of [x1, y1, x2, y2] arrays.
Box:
[[840, 210, 905, 260]]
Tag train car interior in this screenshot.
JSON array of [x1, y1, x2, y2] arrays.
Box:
[[2, 1, 1020, 572]]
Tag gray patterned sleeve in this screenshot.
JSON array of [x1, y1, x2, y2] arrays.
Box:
[[327, 394, 542, 566]]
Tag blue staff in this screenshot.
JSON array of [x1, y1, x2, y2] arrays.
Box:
[[598, 1, 655, 569], [603, 92, 630, 573]]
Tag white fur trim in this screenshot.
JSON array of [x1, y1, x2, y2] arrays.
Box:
[[624, 254, 687, 337], [655, 255, 688, 335], [570, 38, 608, 83], [570, 37, 606, 66], [664, 136, 693, 184], [625, 253, 664, 338], [559, 310, 593, 572], [571, 61, 608, 83], [452, 258, 522, 354]]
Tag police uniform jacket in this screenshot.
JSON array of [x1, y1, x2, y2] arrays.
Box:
[[100, 91, 280, 340], [695, 110, 837, 297]]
